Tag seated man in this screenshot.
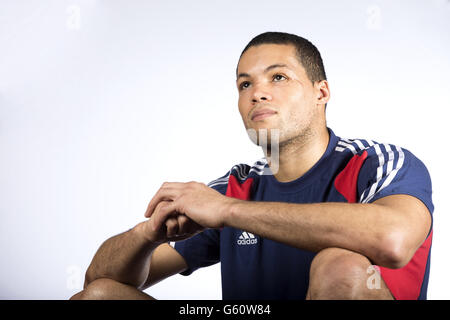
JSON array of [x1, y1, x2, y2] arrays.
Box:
[[71, 32, 433, 300]]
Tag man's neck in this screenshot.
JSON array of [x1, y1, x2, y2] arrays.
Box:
[[267, 126, 330, 183]]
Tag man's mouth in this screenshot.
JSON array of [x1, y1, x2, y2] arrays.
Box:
[[251, 109, 277, 121]]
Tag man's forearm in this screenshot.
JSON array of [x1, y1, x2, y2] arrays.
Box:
[[225, 198, 404, 268], [84, 222, 159, 288]]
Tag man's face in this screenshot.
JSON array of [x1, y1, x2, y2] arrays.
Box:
[[236, 43, 324, 146]]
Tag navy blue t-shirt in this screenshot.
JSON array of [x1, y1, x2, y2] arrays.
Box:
[[174, 128, 433, 300]]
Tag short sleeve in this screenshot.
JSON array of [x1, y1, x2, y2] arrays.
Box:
[[173, 172, 230, 276], [357, 144, 434, 216], [174, 228, 221, 276]]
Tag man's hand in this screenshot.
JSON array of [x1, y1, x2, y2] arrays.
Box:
[[144, 182, 235, 233], [140, 200, 205, 244]]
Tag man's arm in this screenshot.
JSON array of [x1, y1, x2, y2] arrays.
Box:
[[84, 201, 201, 289], [225, 194, 431, 269], [138, 242, 188, 290], [147, 183, 431, 270]]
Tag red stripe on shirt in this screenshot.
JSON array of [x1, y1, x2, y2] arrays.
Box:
[[226, 174, 253, 200], [334, 150, 431, 300]]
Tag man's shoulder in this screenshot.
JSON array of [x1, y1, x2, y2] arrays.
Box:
[[333, 135, 418, 162], [331, 132, 430, 181], [206, 158, 267, 190]]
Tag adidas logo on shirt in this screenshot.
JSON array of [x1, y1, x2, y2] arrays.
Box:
[[237, 231, 258, 245]]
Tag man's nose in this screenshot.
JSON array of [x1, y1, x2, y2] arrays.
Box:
[[251, 83, 272, 103]]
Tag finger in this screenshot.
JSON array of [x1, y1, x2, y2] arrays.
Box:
[[149, 200, 170, 220], [145, 182, 192, 218], [165, 217, 179, 238], [144, 185, 180, 218], [144, 182, 198, 218], [176, 214, 189, 235], [151, 201, 178, 232], [177, 214, 205, 236]]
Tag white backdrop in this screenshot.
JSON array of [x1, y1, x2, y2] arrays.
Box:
[[1, 0, 449, 300]]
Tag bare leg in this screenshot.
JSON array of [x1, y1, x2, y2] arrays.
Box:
[[70, 278, 155, 300], [306, 247, 394, 300]]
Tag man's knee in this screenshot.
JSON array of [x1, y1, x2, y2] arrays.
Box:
[[70, 278, 126, 300], [70, 278, 155, 300], [308, 247, 376, 299]]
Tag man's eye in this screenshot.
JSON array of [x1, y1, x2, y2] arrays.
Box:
[[240, 82, 250, 90], [273, 74, 286, 81]]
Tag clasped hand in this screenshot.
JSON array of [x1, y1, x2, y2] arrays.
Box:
[[142, 181, 234, 243]]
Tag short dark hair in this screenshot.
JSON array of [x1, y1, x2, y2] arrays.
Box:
[[237, 31, 327, 84]]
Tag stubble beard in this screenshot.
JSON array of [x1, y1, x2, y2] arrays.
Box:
[[245, 114, 316, 159], [264, 123, 314, 158]]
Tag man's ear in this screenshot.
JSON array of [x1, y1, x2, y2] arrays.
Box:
[[315, 80, 330, 105]]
